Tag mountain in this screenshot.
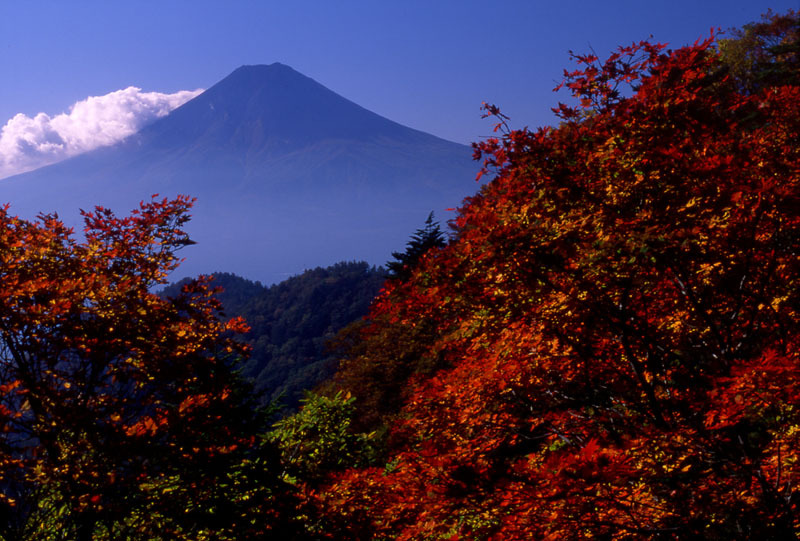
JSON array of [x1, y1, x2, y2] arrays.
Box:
[[0, 63, 478, 283]]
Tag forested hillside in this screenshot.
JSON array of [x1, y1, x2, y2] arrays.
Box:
[[162, 262, 386, 406], [293, 11, 800, 538]]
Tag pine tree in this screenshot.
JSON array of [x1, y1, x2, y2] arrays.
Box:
[[386, 212, 446, 281]]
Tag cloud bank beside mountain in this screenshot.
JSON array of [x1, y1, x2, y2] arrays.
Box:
[[0, 87, 203, 179]]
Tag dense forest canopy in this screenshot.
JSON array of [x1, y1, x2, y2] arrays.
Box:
[[162, 262, 385, 407], [310, 11, 800, 539]]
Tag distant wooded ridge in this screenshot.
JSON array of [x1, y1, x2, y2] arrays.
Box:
[[161, 261, 387, 408]]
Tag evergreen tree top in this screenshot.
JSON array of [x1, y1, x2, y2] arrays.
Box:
[[386, 212, 446, 281]]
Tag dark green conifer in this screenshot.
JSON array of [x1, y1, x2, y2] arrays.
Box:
[[386, 212, 447, 281]]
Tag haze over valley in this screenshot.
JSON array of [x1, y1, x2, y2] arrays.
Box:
[[1, 63, 478, 283]]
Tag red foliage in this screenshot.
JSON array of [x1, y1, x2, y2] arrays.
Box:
[[0, 196, 298, 537], [323, 29, 800, 539]]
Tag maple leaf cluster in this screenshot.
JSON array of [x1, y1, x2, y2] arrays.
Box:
[[320, 20, 800, 540]]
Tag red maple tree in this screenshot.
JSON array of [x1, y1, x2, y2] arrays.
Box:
[[323, 21, 799, 540], [0, 196, 302, 539]]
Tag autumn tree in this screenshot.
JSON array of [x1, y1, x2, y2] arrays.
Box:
[[318, 15, 800, 540], [329, 212, 453, 434], [0, 197, 303, 540], [718, 9, 799, 92], [270, 390, 376, 483]]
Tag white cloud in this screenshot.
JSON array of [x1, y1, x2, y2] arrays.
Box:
[[0, 87, 203, 179]]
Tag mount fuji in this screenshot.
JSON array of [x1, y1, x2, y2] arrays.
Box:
[[0, 64, 479, 283]]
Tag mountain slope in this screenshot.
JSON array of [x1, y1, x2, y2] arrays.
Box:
[[1, 64, 478, 282], [161, 262, 386, 408]]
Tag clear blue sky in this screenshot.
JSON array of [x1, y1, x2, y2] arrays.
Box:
[[1, 1, 796, 146]]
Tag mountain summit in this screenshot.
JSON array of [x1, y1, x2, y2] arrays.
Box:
[[150, 63, 429, 148], [1, 65, 478, 282]]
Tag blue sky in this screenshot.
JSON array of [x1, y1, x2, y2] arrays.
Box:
[[0, 1, 795, 153]]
